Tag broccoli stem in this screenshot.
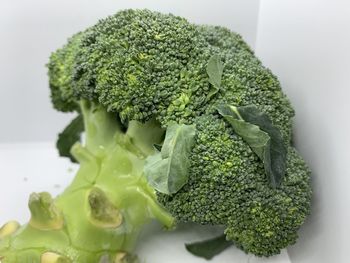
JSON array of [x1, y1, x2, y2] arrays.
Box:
[[0, 100, 174, 263]]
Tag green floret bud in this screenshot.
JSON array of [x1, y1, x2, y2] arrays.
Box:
[[72, 9, 208, 123], [158, 115, 311, 256], [47, 10, 295, 144], [48, 32, 83, 112]]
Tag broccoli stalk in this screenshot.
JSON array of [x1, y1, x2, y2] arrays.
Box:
[[0, 100, 174, 262]]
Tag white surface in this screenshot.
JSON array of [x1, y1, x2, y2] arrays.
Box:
[[0, 143, 291, 263], [256, 1, 350, 262], [0, 143, 77, 223], [0, 0, 260, 143]]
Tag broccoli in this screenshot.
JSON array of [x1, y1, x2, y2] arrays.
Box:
[[0, 9, 311, 262]]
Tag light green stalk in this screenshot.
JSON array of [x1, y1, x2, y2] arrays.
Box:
[[0, 100, 174, 263]]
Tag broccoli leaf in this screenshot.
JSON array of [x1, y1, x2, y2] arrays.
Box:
[[185, 234, 233, 260], [144, 123, 196, 195], [56, 114, 84, 163], [237, 105, 287, 187], [217, 104, 287, 188], [217, 107, 270, 160], [206, 54, 224, 100]]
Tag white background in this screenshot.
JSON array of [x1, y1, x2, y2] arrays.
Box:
[[256, 1, 350, 262], [1, 0, 350, 262]]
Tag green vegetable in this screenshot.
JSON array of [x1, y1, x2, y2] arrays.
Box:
[[206, 54, 224, 100], [0, 100, 174, 262], [144, 123, 196, 195], [217, 104, 270, 161], [56, 114, 84, 162], [217, 104, 287, 187], [185, 234, 233, 260], [0, 9, 311, 262]]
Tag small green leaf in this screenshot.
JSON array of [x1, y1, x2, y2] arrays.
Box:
[[144, 123, 196, 195], [185, 234, 233, 260], [217, 104, 287, 188], [56, 115, 84, 163], [206, 54, 224, 100], [217, 104, 270, 160], [238, 105, 287, 187]]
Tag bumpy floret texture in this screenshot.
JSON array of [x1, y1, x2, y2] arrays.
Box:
[[158, 115, 311, 256], [49, 10, 293, 138], [48, 33, 83, 112], [48, 9, 311, 256]]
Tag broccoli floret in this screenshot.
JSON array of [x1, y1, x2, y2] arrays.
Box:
[[0, 9, 311, 262], [48, 32, 84, 112], [158, 114, 311, 256], [73, 9, 206, 123]]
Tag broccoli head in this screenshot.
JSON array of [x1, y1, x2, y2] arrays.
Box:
[[0, 9, 311, 262]]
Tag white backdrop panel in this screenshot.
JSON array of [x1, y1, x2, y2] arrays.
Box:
[[256, 1, 350, 262]]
